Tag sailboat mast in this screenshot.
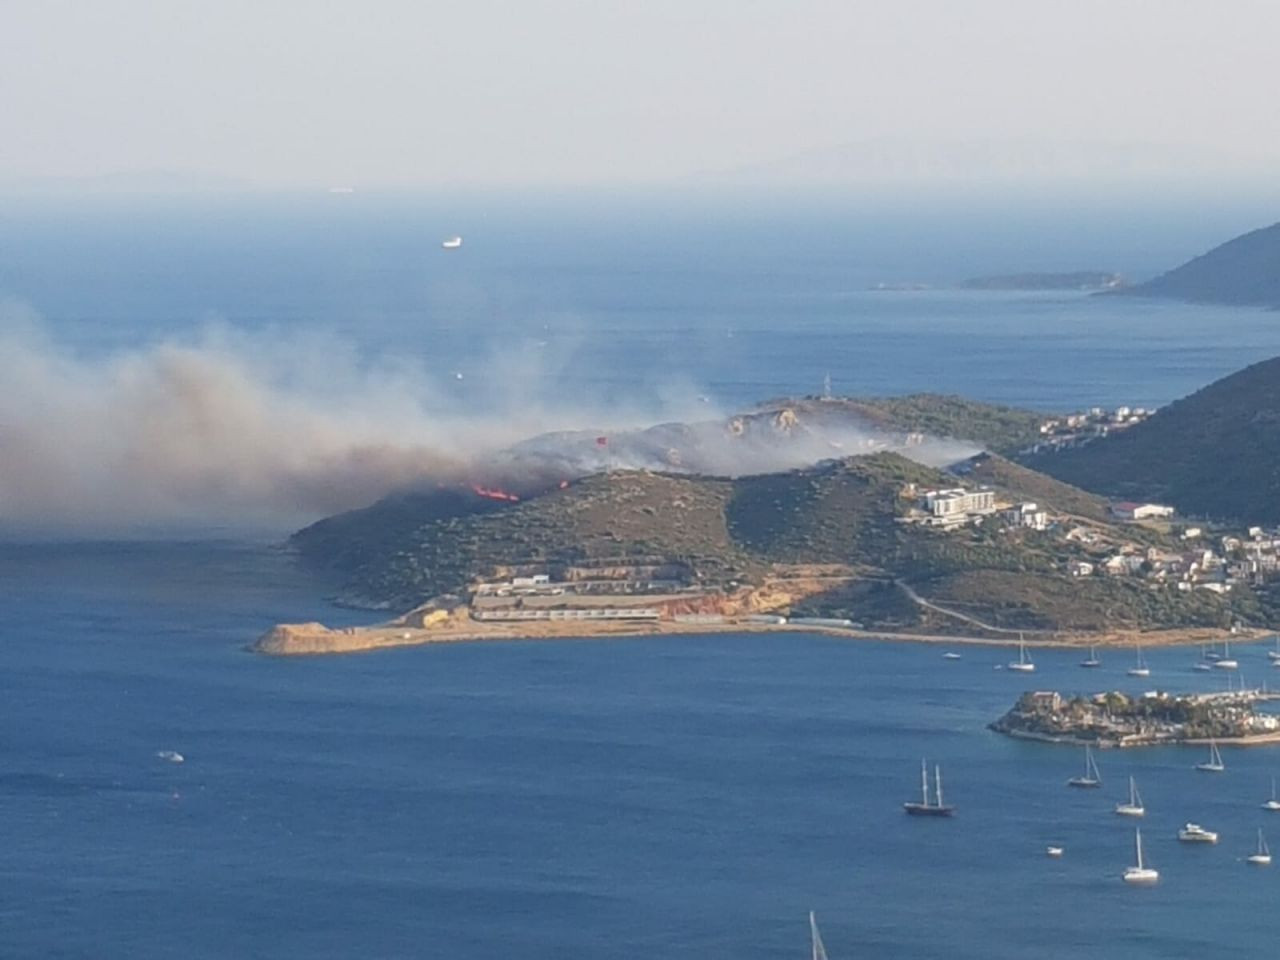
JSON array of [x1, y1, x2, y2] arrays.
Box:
[[810, 911, 827, 960], [921, 759, 929, 806], [1135, 828, 1144, 869], [935, 765, 944, 807]]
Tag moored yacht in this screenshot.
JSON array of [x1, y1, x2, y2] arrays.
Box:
[[1214, 640, 1238, 670], [1115, 775, 1145, 817], [1080, 646, 1101, 668], [903, 760, 954, 817], [1178, 822, 1219, 843], [1268, 636, 1280, 662], [1008, 635, 1035, 673], [1247, 829, 1272, 866], [1263, 777, 1280, 812], [1195, 739, 1225, 773], [1123, 828, 1159, 884], [1067, 744, 1103, 788], [1126, 645, 1150, 677]]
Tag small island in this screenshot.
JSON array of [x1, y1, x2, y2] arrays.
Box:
[[990, 688, 1280, 748], [960, 271, 1126, 291]]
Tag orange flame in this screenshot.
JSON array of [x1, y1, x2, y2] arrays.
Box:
[[470, 483, 521, 503]]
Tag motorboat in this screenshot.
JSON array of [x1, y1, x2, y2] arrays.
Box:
[[1178, 822, 1219, 843]]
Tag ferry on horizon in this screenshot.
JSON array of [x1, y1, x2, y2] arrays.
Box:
[[441, 235, 463, 249]]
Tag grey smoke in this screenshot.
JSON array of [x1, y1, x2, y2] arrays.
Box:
[[0, 307, 978, 536]]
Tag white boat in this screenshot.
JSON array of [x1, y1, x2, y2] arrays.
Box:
[[1268, 636, 1280, 662], [1067, 744, 1103, 788], [942, 651, 962, 660], [1080, 646, 1101, 668], [1214, 640, 1238, 670], [1247, 828, 1272, 866], [1263, 776, 1280, 812], [1126, 645, 1150, 677], [1115, 775, 1145, 817], [1123, 828, 1159, 884], [1046, 845, 1064, 857], [810, 911, 829, 960], [441, 236, 463, 249], [1193, 660, 1213, 672], [156, 750, 185, 764], [1195, 739, 1225, 773], [1008, 635, 1036, 673], [1178, 822, 1219, 843]]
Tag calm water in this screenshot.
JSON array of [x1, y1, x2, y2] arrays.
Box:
[[4, 192, 1280, 412], [2, 542, 1280, 959], [4, 195, 1280, 956]]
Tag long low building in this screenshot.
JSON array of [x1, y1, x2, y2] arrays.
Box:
[[472, 607, 662, 622]]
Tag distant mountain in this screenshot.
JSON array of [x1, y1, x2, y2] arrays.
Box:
[[1120, 222, 1280, 309], [1024, 356, 1280, 521], [689, 137, 1280, 187]]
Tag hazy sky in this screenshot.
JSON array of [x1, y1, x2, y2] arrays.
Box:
[[4, 0, 1280, 188]]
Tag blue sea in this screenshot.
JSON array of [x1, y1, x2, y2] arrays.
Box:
[[3, 191, 1280, 957]]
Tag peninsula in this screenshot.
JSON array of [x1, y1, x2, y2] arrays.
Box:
[[1116, 220, 1280, 310], [991, 688, 1280, 748]]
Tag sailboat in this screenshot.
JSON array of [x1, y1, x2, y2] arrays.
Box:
[[1008, 634, 1036, 673], [1067, 743, 1103, 788], [1263, 777, 1280, 811], [1123, 828, 1159, 884], [1247, 829, 1272, 866], [1115, 775, 1145, 817], [1268, 636, 1280, 662], [1194, 643, 1213, 671], [1195, 739, 1226, 773], [1080, 645, 1102, 668], [1126, 645, 1151, 677], [903, 759, 955, 816], [1214, 639, 1238, 670], [809, 911, 829, 960]]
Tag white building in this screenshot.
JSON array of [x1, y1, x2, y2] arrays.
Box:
[[1005, 501, 1049, 531], [924, 487, 996, 518], [1110, 501, 1175, 521]]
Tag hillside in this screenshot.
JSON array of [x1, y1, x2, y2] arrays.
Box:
[[293, 471, 747, 609], [1120, 221, 1280, 309], [1024, 356, 1280, 522], [292, 450, 1256, 632], [787, 394, 1048, 457]]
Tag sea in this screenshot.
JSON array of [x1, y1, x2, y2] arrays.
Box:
[[3, 188, 1280, 957]]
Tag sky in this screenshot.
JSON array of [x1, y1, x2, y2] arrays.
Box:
[[3, 0, 1280, 189]]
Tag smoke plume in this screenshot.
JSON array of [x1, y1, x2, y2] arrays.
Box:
[[0, 306, 978, 536]]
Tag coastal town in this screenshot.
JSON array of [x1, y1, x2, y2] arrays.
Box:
[[1021, 404, 1157, 456]]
